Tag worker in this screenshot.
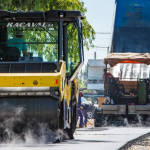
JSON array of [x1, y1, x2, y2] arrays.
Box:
[[76, 92, 84, 128], [103, 69, 113, 95], [102, 69, 123, 96], [7, 31, 28, 56], [102, 69, 115, 80], [80, 92, 88, 127]]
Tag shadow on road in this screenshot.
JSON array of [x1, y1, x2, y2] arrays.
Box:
[[73, 139, 115, 143]]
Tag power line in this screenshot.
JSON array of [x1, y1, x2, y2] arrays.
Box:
[[92, 49, 108, 51], [94, 46, 109, 48], [84, 54, 95, 55], [89, 46, 108, 48], [95, 38, 110, 39], [89, 47, 109, 51], [96, 32, 111, 34]]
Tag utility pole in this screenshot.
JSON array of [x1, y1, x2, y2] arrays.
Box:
[[107, 47, 109, 54], [94, 51, 96, 59]]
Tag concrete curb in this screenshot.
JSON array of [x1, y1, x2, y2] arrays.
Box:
[[118, 132, 150, 150]]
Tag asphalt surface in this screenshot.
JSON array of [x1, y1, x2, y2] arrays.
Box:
[[0, 127, 150, 150]]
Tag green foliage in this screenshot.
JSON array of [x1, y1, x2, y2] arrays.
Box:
[[0, 0, 95, 52], [78, 78, 85, 88], [78, 78, 91, 93]]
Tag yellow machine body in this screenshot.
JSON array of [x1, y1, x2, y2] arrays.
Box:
[[0, 62, 78, 105]]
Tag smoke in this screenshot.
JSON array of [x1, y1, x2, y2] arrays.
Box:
[[0, 103, 68, 145]]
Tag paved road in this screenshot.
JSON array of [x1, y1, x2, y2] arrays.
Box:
[[0, 127, 150, 150]]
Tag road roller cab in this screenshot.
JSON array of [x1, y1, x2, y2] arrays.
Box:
[[0, 10, 84, 139]]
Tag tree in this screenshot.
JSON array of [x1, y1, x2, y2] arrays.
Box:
[[78, 78, 85, 88], [0, 0, 95, 52]]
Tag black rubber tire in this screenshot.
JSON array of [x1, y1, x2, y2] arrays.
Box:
[[66, 85, 77, 139], [59, 100, 64, 129], [66, 98, 76, 139]]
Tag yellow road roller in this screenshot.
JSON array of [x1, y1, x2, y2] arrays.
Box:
[[0, 10, 84, 139]]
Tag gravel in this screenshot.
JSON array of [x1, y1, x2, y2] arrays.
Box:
[[119, 133, 150, 150]]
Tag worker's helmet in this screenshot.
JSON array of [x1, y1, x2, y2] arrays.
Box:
[[16, 31, 24, 37]]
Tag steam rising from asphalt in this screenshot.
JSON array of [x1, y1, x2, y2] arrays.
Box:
[[101, 115, 150, 127], [104, 116, 108, 126], [123, 115, 144, 127], [0, 103, 68, 145], [123, 118, 129, 127], [137, 115, 142, 126]]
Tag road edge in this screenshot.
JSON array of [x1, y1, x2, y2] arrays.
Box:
[[118, 132, 150, 150]]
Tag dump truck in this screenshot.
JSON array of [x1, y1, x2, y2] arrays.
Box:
[[0, 10, 84, 139], [94, 0, 150, 126]]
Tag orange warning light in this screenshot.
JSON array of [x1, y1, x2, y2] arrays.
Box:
[[120, 60, 141, 64]]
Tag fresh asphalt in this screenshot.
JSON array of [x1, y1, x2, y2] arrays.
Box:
[[0, 127, 150, 150]]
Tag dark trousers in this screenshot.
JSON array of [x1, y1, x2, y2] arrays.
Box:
[[81, 109, 88, 125], [76, 109, 83, 126]]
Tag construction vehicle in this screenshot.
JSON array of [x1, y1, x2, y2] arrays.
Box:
[[94, 0, 150, 126], [0, 10, 84, 139]]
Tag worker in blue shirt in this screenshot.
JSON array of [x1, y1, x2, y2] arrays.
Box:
[[76, 92, 84, 127], [7, 31, 28, 56]]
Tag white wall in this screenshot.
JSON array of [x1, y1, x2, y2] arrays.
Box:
[[88, 66, 105, 79], [87, 59, 105, 90], [87, 83, 104, 90]]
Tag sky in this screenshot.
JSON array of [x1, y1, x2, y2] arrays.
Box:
[[82, 0, 116, 69]]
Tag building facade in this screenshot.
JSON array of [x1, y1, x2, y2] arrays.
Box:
[[87, 59, 105, 90]]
